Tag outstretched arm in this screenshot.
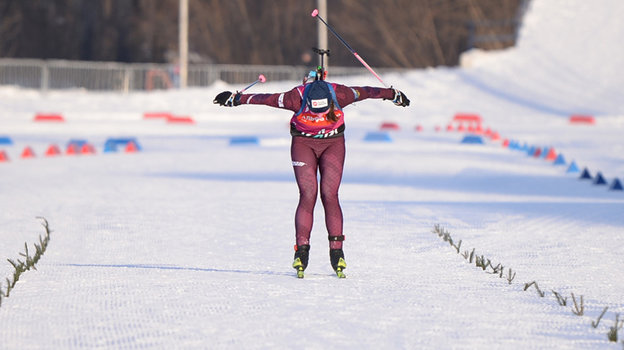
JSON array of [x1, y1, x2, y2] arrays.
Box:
[[214, 84, 409, 109], [334, 85, 410, 108], [239, 88, 303, 112], [213, 87, 303, 112]]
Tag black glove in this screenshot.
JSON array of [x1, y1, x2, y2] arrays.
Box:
[[391, 88, 410, 107], [213, 91, 241, 106]]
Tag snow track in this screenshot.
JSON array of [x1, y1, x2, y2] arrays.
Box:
[[1, 128, 622, 348], [2, 0, 624, 347]]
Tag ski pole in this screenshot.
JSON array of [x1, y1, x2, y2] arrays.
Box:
[[239, 74, 267, 93], [311, 9, 389, 88]]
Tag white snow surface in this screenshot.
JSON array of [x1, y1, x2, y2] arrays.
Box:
[[1, 0, 623, 349]]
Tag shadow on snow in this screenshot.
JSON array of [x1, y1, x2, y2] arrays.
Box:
[[61, 263, 293, 277]]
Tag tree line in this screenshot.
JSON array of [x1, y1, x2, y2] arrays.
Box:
[[0, 0, 523, 68]]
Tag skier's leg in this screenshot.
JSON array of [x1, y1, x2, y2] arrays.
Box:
[[318, 136, 346, 250], [291, 137, 320, 247]]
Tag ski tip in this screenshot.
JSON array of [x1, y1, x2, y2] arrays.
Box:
[[311, 9, 319, 17], [258, 74, 266, 83]]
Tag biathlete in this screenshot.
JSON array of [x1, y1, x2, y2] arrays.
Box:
[[214, 67, 409, 278]]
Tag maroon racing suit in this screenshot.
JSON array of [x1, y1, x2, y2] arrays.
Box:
[[240, 83, 394, 249]]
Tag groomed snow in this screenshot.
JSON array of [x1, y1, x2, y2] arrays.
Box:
[[1, 0, 623, 348]]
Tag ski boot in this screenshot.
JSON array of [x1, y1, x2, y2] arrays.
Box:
[[328, 235, 346, 278], [329, 248, 347, 278], [292, 244, 310, 279]]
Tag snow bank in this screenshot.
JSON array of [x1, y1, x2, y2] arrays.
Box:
[[460, 0, 624, 115]]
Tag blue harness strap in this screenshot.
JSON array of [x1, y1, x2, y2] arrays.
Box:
[[328, 84, 341, 110]]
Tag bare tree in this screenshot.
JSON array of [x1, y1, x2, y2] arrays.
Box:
[[0, 0, 523, 68]]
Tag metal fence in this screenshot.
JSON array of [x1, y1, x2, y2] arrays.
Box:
[[0, 58, 388, 92]]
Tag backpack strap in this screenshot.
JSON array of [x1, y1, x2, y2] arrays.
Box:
[[296, 84, 312, 116], [327, 83, 342, 111]]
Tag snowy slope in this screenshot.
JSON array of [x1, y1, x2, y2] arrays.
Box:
[[460, 0, 624, 116], [1, 0, 624, 349]]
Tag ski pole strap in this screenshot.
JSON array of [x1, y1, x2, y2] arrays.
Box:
[[328, 235, 345, 242]]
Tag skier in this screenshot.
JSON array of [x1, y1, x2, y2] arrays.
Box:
[[213, 67, 409, 278]]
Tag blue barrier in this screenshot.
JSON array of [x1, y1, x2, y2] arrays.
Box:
[[460, 135, 483, 144], [104, 137, 141, 152], [0, 136, 13, 145], [593, 172, 607, 185], [500, 137, 619, 194], [579, 167, 592, 180], [566, 161, 579, 173], [67, 139, 88, 148], [610, 178, 623, 191], [541, 147, 549, 159], [229, 136, 260, 145], [364, 132, 393, 142], [103, 141, 117, 152]]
